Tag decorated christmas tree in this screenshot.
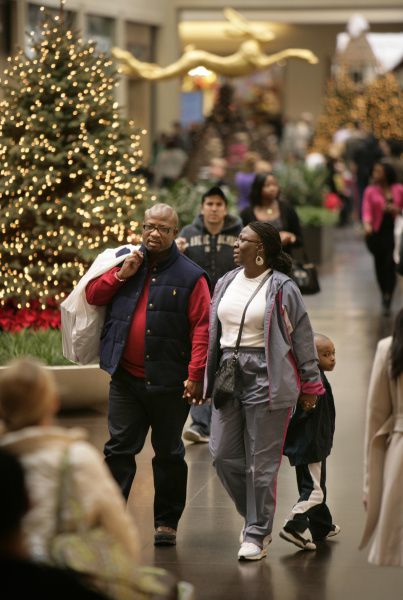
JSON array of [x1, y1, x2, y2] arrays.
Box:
[[313, 71, 364, 153], [0, 4, 146, 324], [365, 73, 403, 141], [313, 71, 402, 153]]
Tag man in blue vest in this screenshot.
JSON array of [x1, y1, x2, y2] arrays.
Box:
[[86, 204, 210, 546]]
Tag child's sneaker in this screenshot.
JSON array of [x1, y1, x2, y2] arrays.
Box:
[[326, 524, 341, 538], [279, 526, 316, 551], [237, 542, 267, 561]]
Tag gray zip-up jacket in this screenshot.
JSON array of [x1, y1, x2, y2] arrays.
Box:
[[205, 268, 324, 409]]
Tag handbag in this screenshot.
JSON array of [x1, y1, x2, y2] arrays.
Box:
[[212, 272, 271, 408], [291, 251, 320, 295], [49, 449, 177, 600]]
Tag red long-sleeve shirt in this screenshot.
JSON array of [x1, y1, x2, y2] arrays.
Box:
[[86, 267, 210, 382]]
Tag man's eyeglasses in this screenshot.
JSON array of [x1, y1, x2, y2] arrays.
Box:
[[143, 223, 173, 235]]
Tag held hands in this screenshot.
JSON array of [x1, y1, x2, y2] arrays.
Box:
[[117, 250, 144, 281], [298, 393, 317, 412], [183, 380, 205, 405]]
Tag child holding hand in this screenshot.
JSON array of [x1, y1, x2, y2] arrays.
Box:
[[280, 333, 340, 551]]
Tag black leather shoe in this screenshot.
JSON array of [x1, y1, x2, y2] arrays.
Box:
[[154, 526, 177, 546]]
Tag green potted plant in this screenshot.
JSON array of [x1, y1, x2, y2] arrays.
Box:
[[275, 162, 339, 264]]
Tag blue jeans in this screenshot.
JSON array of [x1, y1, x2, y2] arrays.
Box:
[[104, 366, 190, 529], [189, 402, 212, 436]]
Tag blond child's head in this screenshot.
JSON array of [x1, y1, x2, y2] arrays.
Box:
[[314, 334, 336, 372], [0, 357, 59, 431]]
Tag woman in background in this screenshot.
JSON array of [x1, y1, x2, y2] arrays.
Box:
[[362, 161, 403, 315], [240, 172, 303, 256], [360, 309, 403, 567]]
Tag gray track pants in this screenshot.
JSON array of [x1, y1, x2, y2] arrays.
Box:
[[209, 348, 291, 548]]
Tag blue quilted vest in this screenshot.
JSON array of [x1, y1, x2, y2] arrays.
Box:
[[99, 243, 207, 393]]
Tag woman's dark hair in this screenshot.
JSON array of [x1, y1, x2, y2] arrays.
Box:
[[390, 309, 403, 380], [248, 221, 292, 275], [374, 160, 397, 186], [249, 172, 278, 207]]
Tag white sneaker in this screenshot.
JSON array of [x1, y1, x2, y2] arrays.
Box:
[[326, 524, 341, 538], [183, 427, 209, 443], [237, 542, 267, 561], [279, 527, 316, 551], [239, 529, 272, 548]]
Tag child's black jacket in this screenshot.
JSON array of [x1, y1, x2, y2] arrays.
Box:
[[283, 371, 335, 466]]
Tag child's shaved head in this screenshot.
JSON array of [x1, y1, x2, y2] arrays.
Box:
[[314, 333, 336, 372]]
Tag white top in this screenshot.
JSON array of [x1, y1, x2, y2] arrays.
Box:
[[218, 269, 271, 348]]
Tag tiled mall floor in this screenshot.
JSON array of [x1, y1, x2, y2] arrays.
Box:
[[59, 226, 403, 599]]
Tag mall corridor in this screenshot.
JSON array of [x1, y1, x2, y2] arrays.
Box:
[[59, 225, 403, 600]]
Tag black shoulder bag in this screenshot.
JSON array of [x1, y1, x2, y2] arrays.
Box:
[[212, 272, 271, 409], [291, 250, 320, 295]]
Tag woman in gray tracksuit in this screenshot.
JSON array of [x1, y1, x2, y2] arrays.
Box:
[[205, 221, 324, 561]]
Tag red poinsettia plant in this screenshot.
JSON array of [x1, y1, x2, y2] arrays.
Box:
[[0, 300, 61, 332]]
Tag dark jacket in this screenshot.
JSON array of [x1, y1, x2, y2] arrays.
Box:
[[179, 213, 242, 289], [99, 242, 207, 392], [240, 200, 303, 254], [283, 371, 336, 466]]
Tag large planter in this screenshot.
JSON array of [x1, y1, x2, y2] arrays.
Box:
[[47, 364, 109, 409], [302, 224, 334, 265]]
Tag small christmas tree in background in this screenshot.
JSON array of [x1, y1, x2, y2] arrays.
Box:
[[313, 71, 364, 153], [365, 73, 403, 141], [313, 71, 402, 154], [0, 2, 146, 324]]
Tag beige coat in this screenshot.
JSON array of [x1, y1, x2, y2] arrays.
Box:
[[0, 426, 140, 564], [360, 336, 403, 566]]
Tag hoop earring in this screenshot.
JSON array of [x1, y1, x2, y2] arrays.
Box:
[[255, 255, 264, 266]]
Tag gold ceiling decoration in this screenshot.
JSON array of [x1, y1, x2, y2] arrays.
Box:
[[112, 8, 318, 81]]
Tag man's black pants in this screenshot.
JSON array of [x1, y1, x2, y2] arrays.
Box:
[[104, 366, 190, 530]]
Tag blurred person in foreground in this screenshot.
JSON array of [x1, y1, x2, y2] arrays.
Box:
[[360, 309, 403, 567], [0, 447, 110, 600], [0, 359, 183, 600], [0, 359, 145, 589], [176, 187, 242, 444]]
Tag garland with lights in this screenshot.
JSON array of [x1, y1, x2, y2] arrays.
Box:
[[0, 4, 146, 330]]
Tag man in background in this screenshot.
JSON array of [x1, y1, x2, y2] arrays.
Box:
[[177, 187, 242, 443]]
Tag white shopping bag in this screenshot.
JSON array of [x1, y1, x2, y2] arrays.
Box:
[[61, 244, 138, 365]]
